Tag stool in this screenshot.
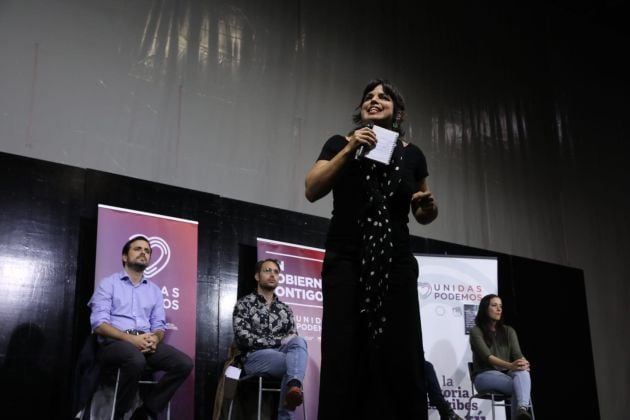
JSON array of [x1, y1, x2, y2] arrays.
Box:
[[226, 374, 307, 420], [466, 362, 535, 420], [109, 367, 171, 420]]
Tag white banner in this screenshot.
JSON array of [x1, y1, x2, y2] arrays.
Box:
[[416, 254, 502, 420], [95, 205, 198, 419]]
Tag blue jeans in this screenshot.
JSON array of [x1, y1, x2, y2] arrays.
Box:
[[474, 369, 531, 419], [243, 336, 308, 420]]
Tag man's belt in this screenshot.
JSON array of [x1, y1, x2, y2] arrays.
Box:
[[124, 329, 146, 335]]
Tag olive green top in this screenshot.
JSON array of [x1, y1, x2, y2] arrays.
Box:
[[469, 324, 523, 379]]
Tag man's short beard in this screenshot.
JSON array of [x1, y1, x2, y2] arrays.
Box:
[[126, 262, 148, 272], [259, 283, 277, 292]]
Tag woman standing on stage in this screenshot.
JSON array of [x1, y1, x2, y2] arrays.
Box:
[[305, 79, 438, 420]]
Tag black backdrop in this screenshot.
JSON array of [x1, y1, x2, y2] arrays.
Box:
[[0, 150, 598, 419]]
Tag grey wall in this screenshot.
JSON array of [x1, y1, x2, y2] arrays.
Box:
[[1, 1, 628, 418]]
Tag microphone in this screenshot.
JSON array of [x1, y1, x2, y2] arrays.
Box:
[[354, 121, 374, 161]]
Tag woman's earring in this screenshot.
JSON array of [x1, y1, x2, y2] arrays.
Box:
[[393, 112, 402, 130]]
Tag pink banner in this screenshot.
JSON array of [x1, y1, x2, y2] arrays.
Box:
[[257, 237, 324, 420], [95, 204, 198, 419]]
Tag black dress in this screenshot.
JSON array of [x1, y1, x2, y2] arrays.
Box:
[[316, 135, 429, 420]]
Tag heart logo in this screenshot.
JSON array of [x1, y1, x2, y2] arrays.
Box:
[[418, 281, 432, 299], [129, 234, 171, 278]]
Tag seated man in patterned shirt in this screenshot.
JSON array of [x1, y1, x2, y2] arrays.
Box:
[[232, 258, 308, 420]]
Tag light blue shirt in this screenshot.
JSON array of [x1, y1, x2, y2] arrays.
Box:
[[88, 270, 166, 333]]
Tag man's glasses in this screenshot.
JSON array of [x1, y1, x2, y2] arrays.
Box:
[[261, 267, 280, 275]]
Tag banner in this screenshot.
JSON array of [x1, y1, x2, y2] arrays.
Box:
[[416, 254, 500, 420], [95, 204, 198, 419], [256, 238, 324, 420]]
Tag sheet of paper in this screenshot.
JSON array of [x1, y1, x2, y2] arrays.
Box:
[[365, 125, 399, 165], [225, 365, 242, 379]]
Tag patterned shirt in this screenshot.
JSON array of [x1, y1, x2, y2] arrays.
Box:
[[233, 292, 296, 352]]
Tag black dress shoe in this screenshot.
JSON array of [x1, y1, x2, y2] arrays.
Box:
[[439, 405, 464, 420], [441, 409, 464, 420]]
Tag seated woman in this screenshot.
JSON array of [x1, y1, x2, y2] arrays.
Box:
[[469, 294, 533, 420]]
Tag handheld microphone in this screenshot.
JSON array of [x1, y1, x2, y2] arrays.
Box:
[[354, 121, 374, 161]]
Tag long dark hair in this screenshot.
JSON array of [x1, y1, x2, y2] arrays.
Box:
[[475, 294, 506, 346], [351, 78, 406, 136]]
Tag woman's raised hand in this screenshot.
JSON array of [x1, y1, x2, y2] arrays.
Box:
[[346, 126, 377, 152]]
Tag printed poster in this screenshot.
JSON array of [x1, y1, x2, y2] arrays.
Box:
[[416, 254, 501, 420], [95, 204, 198, 419], [257, 237, 324, 420]]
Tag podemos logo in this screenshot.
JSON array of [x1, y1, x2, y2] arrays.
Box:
[[418, 281, 432, 299]]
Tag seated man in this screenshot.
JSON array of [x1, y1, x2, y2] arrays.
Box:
[[425, 360, 464, 420], [232, 258, 308, 420], [88, 235, 193, 420]]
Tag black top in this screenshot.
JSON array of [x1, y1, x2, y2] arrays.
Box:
[[317, 134, 429, 253]]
